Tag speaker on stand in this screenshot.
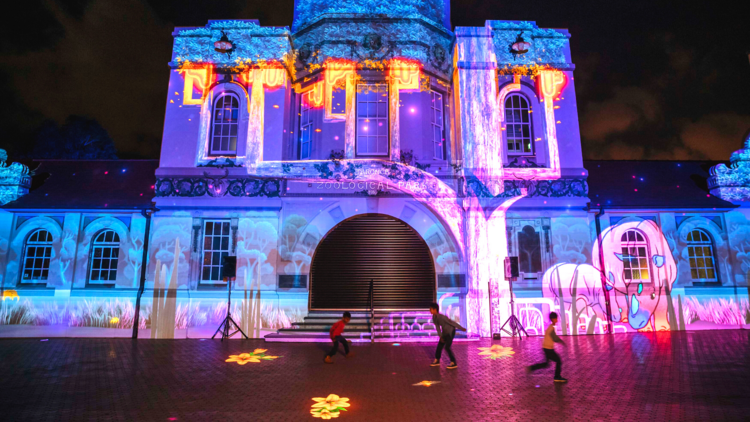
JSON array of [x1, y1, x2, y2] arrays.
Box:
[[496, 256, 529, 339], [212, 256, 249, 341]]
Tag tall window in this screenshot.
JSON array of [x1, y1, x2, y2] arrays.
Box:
[[518, 225, 542, 274], [505, 93, 532, 155], [89, 230, 120, 284], [431, 91, 445, 160], [21, 229, 53, 283], [202, 220, 231, 283], [210, 93, 239, 156], [687, 229, 717, 282], [356, 84, 388, 156], [299, 93, 314, 159], [621, 230, 650, 282]]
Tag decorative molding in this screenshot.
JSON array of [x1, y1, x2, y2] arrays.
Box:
[[154, 177, 281, 198]]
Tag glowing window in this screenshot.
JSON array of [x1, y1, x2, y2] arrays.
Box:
[[356, 84, 388, 156], [299, 93, 314, 159], [89, 230, 120, 283], [431, 91, 445, 160], [505, 93, 533, 155], [210, 94, 239, 156], [621, 230, 650, 281], [201, 220, 231, 283], [21, 229, 53, 283], [687, 229, 717, 281]]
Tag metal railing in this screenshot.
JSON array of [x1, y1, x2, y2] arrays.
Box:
[[369, 278, 374, 342]]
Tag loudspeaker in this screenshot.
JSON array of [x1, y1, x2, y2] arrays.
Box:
[[504, 256, 519, 279], [221, 256, 237, 279]]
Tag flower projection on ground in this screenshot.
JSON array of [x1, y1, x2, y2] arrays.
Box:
[[477, 345, 515, 360], [412, 380, 441, 387], [311, 394, 350, 419], [225, 349, 280, 365]]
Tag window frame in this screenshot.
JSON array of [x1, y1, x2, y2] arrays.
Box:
[[200, 219, 232, 286], [298, 91, 315, 160], [621, 229, 652, 283], [686, 229, 719, 284], [208, 92, 240, 157], [504, 93, 534, 156], [355, 83, 389, 157], [20, 229, 54, 285], [87, 229, 121, 286], [430, 90, 445, 160]]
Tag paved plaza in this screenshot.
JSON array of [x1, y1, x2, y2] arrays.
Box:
[[1, 330, 749, 421]]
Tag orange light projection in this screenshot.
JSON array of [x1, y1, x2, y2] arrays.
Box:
[[1, 290, 19, 301], [179, 67, 213, 105], [538, 70, 566, 99], [389, 59, 420, 90], [412, 380, 441, 387], [324, 60, 355, 119], [307, 82, 324, 108], [241, 68, 287, 88]]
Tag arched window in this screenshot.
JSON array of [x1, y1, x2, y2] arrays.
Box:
[[21, 229, 53, 283], [210, 93, 239, 156], [621, 230, 650, 282], [505, 93, 533, 155], [89, 230, 120, 283], [687, 229, 717, 281]]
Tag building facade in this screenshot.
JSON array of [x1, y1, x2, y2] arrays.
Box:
[[1, 0, 748, 339]]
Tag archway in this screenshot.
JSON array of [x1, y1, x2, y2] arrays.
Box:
[[310, 214, 436, 310]]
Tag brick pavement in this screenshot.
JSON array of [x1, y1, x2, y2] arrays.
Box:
[[1, 330, 749, 421]]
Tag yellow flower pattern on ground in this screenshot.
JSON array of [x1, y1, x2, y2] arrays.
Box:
[[477, 345, 515, 360], [412, 380, 441, 387], [225, 349, 281, 365], [311, 394, 350, 418]]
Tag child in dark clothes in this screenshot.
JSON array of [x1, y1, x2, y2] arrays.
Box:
[[429, 302, 467, 369], [324, 312, 353, 363]]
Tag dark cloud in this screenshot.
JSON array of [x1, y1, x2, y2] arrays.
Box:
[[0, 0, 748, 160]]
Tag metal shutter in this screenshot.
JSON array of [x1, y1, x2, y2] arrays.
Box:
[[310, 214, 435, 310]]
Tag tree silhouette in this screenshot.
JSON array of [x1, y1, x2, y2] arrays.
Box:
[[30, 116, 118, 159]]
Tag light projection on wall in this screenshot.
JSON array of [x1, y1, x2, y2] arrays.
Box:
[[179, 67, 214, 105], [225, 349, 280, 364], [324, 60, 355, 120], [477, 345, 515, 360], [311, 394, 350, 419], [543, 220, 678, 333], [389, 59, 420, 91], [306, 82, 325, 108], [496, 69, 566, 180], [2, 290, 19, 301]]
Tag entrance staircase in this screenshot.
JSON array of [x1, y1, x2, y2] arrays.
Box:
[[264, 310, 474, 343]]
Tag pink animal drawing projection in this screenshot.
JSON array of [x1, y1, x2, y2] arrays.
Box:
[[544, 220, 677, 333]]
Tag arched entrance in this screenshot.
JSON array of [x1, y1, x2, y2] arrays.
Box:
[[310, 214, 436, 310]]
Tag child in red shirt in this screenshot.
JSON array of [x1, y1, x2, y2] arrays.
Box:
[[325, 312, 352, 363]]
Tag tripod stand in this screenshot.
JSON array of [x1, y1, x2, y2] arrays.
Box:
[[498, 277, 529, 339], [212, 276, 249, 341]]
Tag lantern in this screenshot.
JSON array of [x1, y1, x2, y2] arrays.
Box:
[[214, 31, 234, 57], [509, 32, 531, 60]]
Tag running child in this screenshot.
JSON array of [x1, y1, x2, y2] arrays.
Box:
[[429, 302, 467, 369], [324, 311, 353, 363], [527, 311, 567, 382]]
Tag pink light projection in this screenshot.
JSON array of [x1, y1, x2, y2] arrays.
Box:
[[543, 220, 678, 333]]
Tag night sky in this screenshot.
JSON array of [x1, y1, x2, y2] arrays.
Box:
[[1, 0, 748, 160]]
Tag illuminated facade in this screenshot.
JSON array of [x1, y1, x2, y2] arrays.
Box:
[[0, 1, 748, 339]]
